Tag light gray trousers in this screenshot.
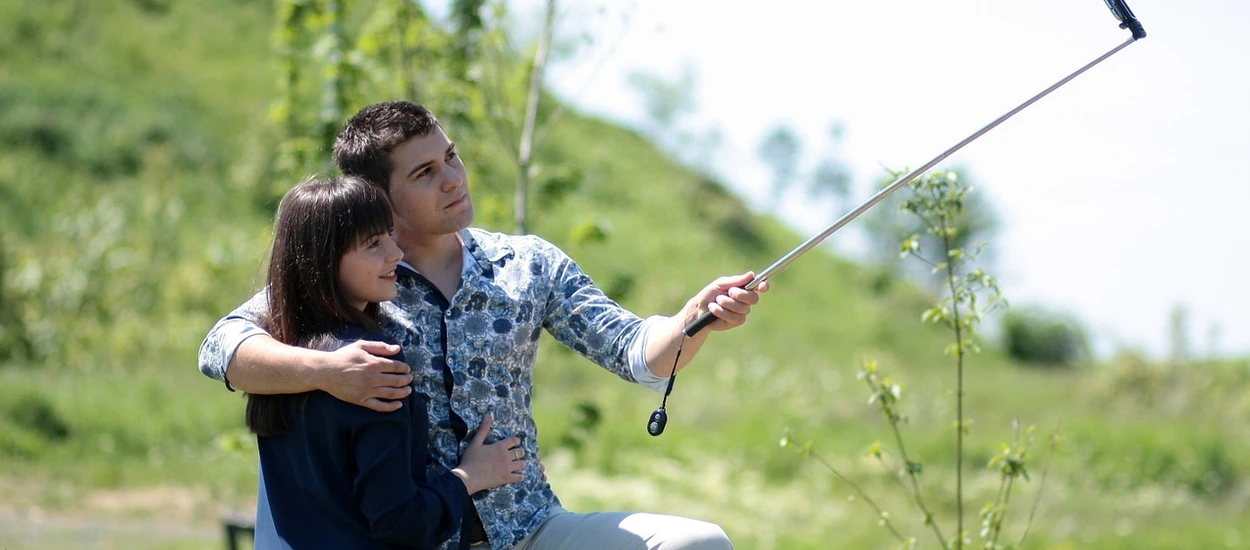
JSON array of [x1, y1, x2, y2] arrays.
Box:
[[511, 506, 733, 550]]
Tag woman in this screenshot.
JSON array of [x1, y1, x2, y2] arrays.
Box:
[[247, 176, 523, 549]]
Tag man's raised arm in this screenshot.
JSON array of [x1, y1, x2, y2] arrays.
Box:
[[642, 272, 769, 377], [197, 291, 414, 412]]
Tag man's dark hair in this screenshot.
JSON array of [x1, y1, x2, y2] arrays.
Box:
[[333, 101, 441, 192]]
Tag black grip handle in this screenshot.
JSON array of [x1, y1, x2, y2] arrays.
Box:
[[1104, 0, 1146, 39], [682, 310, 716, 337]]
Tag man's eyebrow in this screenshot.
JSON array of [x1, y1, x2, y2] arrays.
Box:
[[405, 159, 432, 179], [404, 143, 456, 179]]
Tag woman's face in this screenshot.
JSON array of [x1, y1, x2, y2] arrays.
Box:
[[339, 230, 403, 310]]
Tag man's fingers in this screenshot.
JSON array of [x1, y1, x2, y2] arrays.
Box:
[[373, 356, 411, 375], [354, 341, 408, 371], [716, 295, 749, 316], [699, 270, 767, 329], [360, 397, 403, 413], [706, 272, 764, 309], [708, 303, 747, 326], [727, 285, 761, 305], [719, 271, 755, 289], [375, 372, 414, 389], [713, 294, 753, 318], [355, 339, 401, 354], [373, 385, 412, 401]]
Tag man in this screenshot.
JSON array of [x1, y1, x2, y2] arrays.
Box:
[[199, 101, 768, 550]]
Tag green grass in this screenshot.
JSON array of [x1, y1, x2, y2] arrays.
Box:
[[6, 357, 1247, 549]]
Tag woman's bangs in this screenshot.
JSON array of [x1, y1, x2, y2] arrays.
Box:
[[343, 184, 394, 246]]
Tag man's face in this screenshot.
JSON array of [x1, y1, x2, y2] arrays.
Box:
[[386, 128, 473, 240]]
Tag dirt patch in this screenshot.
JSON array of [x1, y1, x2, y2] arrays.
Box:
[[0, 476, 233, 549], [0, 475, 221, 521], [82, 485, 212, 518]]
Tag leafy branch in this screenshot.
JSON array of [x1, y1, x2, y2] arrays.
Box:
[[780, 434, 915, 548], [899, 170, 1007, 545], [786, 170, 1061, 549], [861, 362, 950, 549]]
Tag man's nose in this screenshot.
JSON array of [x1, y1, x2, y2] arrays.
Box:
[[440, 167, 464, 191]]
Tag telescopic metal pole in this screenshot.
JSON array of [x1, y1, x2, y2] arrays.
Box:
[[682, 36, 1140, 338], [649, 0, 1147, 437]]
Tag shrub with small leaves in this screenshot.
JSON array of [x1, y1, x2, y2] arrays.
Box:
[[784, 171, 1058, 550]]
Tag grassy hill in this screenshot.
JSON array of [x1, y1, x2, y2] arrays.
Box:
[[2, 1, 1248, 549]]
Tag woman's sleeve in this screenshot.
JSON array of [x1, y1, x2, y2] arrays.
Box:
[[340, 397, 472, 548]]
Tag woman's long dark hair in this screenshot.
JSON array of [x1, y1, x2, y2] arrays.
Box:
[[247, 176, 395, 437]]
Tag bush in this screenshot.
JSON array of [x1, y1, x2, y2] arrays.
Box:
[[1001, 306, 1089, 367]]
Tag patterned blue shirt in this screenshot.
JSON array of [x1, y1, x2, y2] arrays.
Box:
[[199, 228, 671, 550]]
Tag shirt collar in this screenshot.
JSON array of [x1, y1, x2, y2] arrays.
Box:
[[395, 229, 511, 281]]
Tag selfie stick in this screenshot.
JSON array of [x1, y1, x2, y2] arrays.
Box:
[[648, 0, 1147, 436]]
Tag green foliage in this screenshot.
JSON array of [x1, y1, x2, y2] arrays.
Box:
[[1001, 306, 1090, 367], [864, 167, 1001, 278], [627, 66, 697, 136], [788, 171, 1046, 550], [535, 165, 583, 209], [683, 176, 767, 253], [0, 392, 70, 458], [757, 123, 803, 207], [900, 173, 1006, 355]]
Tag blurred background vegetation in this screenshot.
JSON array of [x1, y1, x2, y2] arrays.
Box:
[[1, 0, 1247, 548]]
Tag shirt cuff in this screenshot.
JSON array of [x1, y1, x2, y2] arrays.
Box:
[[628, 315, 672, 393], [220, 326, 271, 392]]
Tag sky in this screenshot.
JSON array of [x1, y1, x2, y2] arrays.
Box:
[[519, 0, 1250, 360]]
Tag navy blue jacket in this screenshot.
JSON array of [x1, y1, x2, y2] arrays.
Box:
[[252, 326, 472, 549]]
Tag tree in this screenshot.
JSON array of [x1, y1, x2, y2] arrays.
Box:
[[0, 238, 34, 362], [1001, 306, 1090, 367], [756, 123, 802, 211], [627, 63, 697, 141], [1168, 303, 1192, 364], [806, 121, 852, 216], [477, 0, 635, 234], [627, 65, 727, 180]]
